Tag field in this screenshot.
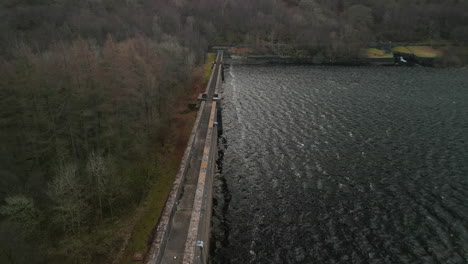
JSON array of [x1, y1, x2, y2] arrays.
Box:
[[362, 48, 393, 58], [363, 46, 445, 59], [392, 46, 443, 58]]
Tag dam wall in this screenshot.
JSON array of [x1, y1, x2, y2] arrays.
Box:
[[146, 52, 223, 264], [183, 103, 218, 264]]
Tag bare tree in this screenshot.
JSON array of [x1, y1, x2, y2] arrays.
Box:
[[48, 162, 87, 235]]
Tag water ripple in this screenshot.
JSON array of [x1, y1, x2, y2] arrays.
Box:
[[211, 65, 468, 264]]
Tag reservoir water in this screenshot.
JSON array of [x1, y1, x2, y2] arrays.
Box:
[[211, 65, 468, 264]]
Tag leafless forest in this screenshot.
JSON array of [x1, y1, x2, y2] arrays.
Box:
[[0, 0, 467, 263]]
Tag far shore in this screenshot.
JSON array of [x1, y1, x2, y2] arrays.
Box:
[[211, 43, 468, 67]]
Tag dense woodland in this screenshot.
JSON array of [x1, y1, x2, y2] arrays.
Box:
[[1, 0, 468, 263]]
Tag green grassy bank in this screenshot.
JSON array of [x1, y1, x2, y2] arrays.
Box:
[[118, 53, 216, 264]]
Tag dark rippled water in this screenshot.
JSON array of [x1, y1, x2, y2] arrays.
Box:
[[211, 65, 468, 264]]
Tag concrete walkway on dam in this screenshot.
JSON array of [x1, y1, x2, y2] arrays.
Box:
[[146, 51, 223, 264]]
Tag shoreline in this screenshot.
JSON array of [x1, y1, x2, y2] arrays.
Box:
[[214, 44, 468, 67], [227, 55, 435, 67]]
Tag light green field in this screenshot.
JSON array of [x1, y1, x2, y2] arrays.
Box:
[[392, 46, 443, 58], [392, 46, 413, 54], [362, 48, 393, 58], [407, 46, 443, 58]]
